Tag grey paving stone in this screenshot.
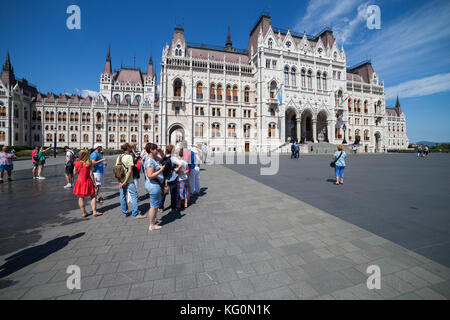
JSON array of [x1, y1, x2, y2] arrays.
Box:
[[307, 271, 355, 295], [249, 271, 293, 292], [152, 278, 175, 296], [21, 281, 74, 299], [408, 266, 446, 285], [289, 281, 319, 299], [80, 288, 108, 300], [429, 280, 450, 299], [415, 287, 447, 300], [175, 274, 197, 291], [105, 284, 131, 300], [96, 262, 119, 275]]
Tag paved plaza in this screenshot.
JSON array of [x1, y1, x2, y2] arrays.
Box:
[[0, 154, 449, 300]]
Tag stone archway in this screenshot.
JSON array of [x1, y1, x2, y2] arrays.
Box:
[[301, 109, 313, 142], [317, 111, 328, 142], [285, 108, 297, 142], [168, 123, 185, 145]]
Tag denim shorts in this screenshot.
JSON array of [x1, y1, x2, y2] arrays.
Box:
[[334, 165, 345, 178], [0, 164, 13, 172], [148, 182, 162, 208]]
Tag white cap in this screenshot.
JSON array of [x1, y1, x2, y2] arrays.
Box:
[[93, 143, 102, 150]]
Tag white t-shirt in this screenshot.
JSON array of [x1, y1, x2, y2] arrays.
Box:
[[66, 150, 74, 165], [177, 160, 188, 181]]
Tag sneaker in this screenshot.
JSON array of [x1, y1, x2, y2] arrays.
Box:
[[64, 183, 72, 189], [37, 176, 46, 180]]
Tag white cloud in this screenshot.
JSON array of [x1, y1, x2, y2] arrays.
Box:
[[75, 88, 99, 98], [295, 0, 367, 44], [385, 73, 450, 100], [347, 0, 450, 78]]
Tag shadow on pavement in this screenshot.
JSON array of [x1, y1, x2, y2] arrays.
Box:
[[0, 233, 85, 280]]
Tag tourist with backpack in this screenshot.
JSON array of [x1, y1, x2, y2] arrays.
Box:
[[331, 145, 346, 185], [114, 143, 145, 219], [176, 147, 189, 209], [63, 146, 76, 189], [36, 145, 52, 180], [159, 144, 180, 212]]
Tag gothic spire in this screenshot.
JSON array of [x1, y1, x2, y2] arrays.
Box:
[[225, 25, 232, 49], [147, 47, 154, 76], [1, 50, 15, 87], [3, 50, 13, 72], [104, 44, 112, 75]]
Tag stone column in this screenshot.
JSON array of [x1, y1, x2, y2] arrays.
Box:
[[296, 118, 301, 142], [312, 119, 318, 143]]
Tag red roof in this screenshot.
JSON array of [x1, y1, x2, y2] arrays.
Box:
[[116, 68, 143, 84]]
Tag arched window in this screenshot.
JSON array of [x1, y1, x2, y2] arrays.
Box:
[[284, 66, 289, 85], [307, 70, 312, 88], [196, 82, 203, 100], [120, 134, 126, 143], [317, 71, 321, 90], [135, 95, 141, 104], [96, 134, 102, 142], [131, 134, 137, 143], [348, 98, 352, 112], [45, 112, 50, 121], [70, 112, 74, 122], [301, 69, 306, 88], [212, 123, 220, 138], [46, 133, 53, 142], [226, 85, 231, 102], [144, 135, 149, 143], [210, 84, 216, 100], [217, 84, 223, 101], [114, 94, 120, 104], [125, 95, 131, 105], [195, 122, 204, 137], [244, 87, 250, 103], [268, 123, 276, 138], [364, 100, 368, 114], [71, 134, 77, 142], [38, 111, 42, 120], [58, 112, 62, 122], [63, 112, 67, 121], [96, 112, 102, 123], [144, 114, 149, 124], [232, 86, 238, 103], [243, 124, 251, 138], [269, 81, 277, 99], [124, 114, 128, 122], [322, 72, 327, 91], [364, 130, 370, 141], [291, 68, 296, 86], [87, 113, 91, 121], [82, 112, 86, 122], [174, 79, 182, 97], [0, 131, 5, 141], [59, 134, 65, 142], [268, 38, 273, 49], [227, 123, 236, 138], [109, 134, 115, 143], [83, 134, 89, 142]]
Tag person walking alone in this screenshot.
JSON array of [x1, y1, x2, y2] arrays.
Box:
[[0, 146, 16, 183], [332, 145, 346, 185], [73, 150, 102, 218]]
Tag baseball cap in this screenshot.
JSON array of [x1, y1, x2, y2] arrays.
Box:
[[93, 143, 102, 150]]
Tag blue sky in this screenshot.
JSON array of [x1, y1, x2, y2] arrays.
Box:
[[1, 0, 449, 142]]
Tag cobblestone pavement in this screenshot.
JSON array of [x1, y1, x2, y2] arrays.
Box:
[[0, 164, 449, 300]]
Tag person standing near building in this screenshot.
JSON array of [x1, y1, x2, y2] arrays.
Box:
[[290, 142, 295, 159], [332, 145, 346, 185], [295, 141, 300, 159], [144, 143, 165, 231], [189, 146, 201, 195], [90, 144, 106, 203], [0, 146, 16, 183], [116, 143, 143, 219], [73, 150, 102, 218], [31, 145, 39, 179], [176, 147, 189, 209], [63, 146, 76, 189], [36, 145, 52, 179]]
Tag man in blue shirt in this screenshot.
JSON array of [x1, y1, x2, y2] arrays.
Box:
[[91, 143, 106, 203]]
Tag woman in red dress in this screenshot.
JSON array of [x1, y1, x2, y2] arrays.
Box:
[[73, 150, 103, 218]]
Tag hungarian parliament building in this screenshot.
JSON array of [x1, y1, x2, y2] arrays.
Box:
[[0, 13, 409, 153]]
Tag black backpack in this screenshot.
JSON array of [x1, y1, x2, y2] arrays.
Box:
[[160, 155, 174, 178]]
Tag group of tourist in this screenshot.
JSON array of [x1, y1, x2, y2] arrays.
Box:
[[68, 141, 202, 231], [417, 145, 430, 157], [290, 142, 300, 159]]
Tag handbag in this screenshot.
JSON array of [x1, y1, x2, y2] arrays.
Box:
[[330, 151, 343, 168]]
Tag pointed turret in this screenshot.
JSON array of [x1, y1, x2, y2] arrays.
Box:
[[395, 96, 402, 116], [103, 44, 112, 75], [1, 51, 15, 87], [225, 25, 234, 51], [147, 48, 153, 76]]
